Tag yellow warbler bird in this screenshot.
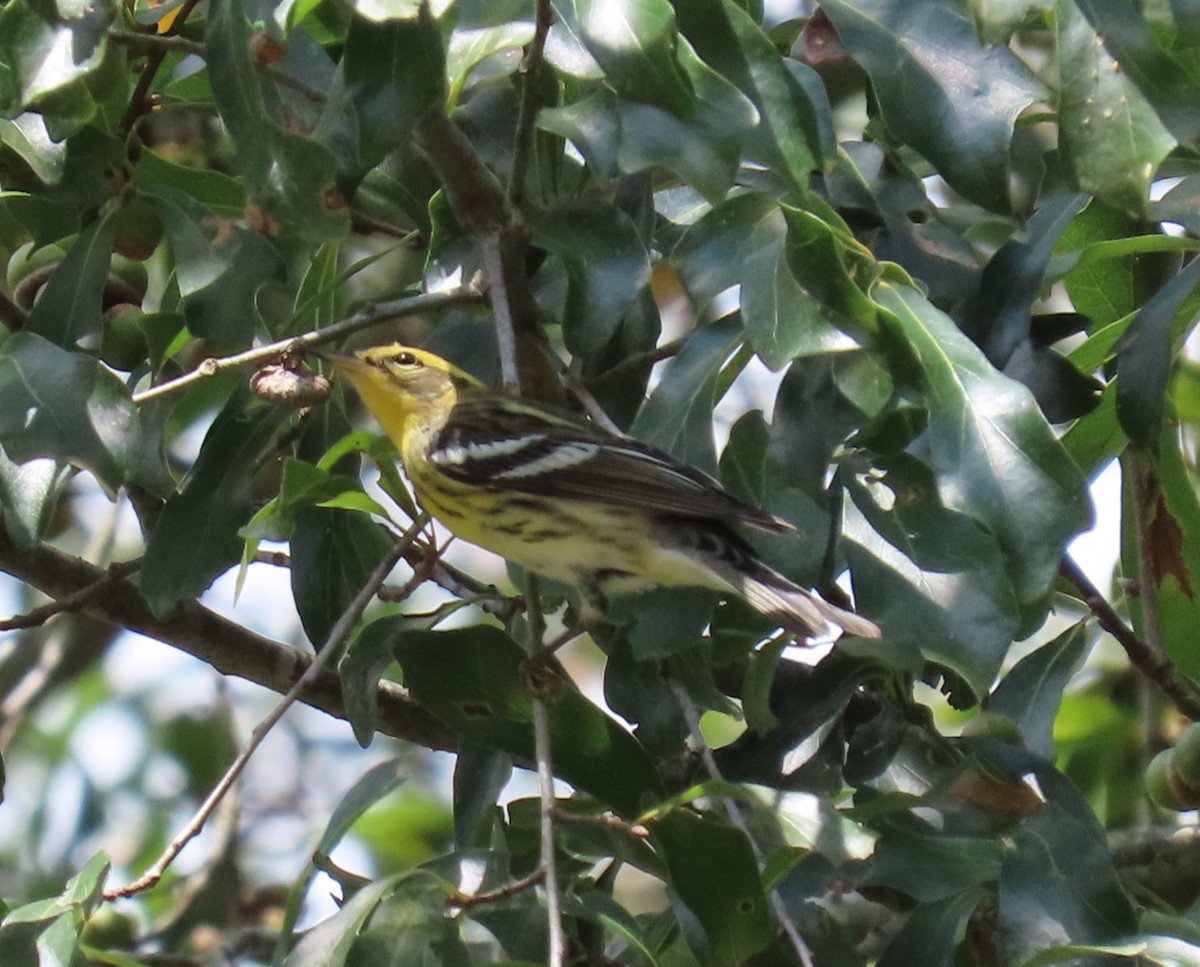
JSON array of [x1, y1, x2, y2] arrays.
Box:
[[329, 344, 879, 640]]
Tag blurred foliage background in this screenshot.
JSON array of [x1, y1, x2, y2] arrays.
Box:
[[3, 0, 1200, 964]]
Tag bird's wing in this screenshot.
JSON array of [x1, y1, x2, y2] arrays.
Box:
[[427, 396, 791, 532]]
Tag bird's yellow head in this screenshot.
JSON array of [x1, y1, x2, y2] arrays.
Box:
[[329, 344, 482, 446]]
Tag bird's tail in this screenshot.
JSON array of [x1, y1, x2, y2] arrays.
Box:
[[709, 554, 880, 640]]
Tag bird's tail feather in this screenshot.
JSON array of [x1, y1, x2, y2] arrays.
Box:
[[715, 560, 881, 640]]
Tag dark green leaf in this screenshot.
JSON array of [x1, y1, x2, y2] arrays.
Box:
[[0, 452, 66, 548], [988, 622, 1089, 758], [820, 0, 1044, 211], [280, 875, 396, 967], [338, 615, 397, 746], [876, 887, 985, 967], [0, 114, 66, 184], [1057, 0, 1175, 218], [389, 623, 664, 815], [452, 743, 512, 849], [24, 219, 112, 350], [342, 11, 446, 168], [206, 0, 349, 239], [290, 506, 393, 648], [555, 0, 696, 115], [860, 824, 1003, 902], [874, 282, 1092, 630], [673, 194, 854, 368], [141, 183, 287, 345], [0, 332, 139, 492], [140, 400, 289, 615], [632, 317, 742, 473], [845, 454, 1019, 700], [989, 744, 1138, 963], [675, 0, 823, 188], [532, 200, 651, 356], [653, 810, 773, 966], [0, 0, 109, 116], [1074, 0, 1200, 147], [1115, 257, 1200, 451]]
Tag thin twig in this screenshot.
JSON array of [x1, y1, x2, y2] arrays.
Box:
[[103, 520, 424, 900], [672, 682, 816, 967], [0, 560, 141, 632], [480, 233, 521, 393], [118, 0, 203, 135], [526, 578, 566, 967], [540, 346, 623, 435], [586, 335, 687, 385], [110, 29, 328, 105], [1126, 452, 1167, 654], [131, 285, 484, 405], [1060, 555, 1200, 720], [398, 545, 519, 618], [0, 529, 454, 748], [507, 0, 554, 207], [552, 808, 650, 839], [447, 866, 546, 909]]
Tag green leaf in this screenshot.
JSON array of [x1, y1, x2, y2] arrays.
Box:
[[1074, 0, 1200, 147], [1115, 257, 1200, 451], [673, 194, 854, 369], [0, 452, 66, 549], [0, 114, 67, 184], [0, 0, 109, 116], [845, 455, 1019, 700], [539, 41, 755, 200], [531, 200, 651, 356], [676, 0, 824, 189], [140, 400, 290, 615], [0, 332, 139, 492], [133, 150, 246, 217], [819, 0, 1044, 211], [632, 317, 742, 474], [861, 824, 1004, 902], [290, 505, 393, 648], [281, 875, 396, 967], [342, 11, 447, 168], [876, 887, 986, 967], [1057, 0, 1176, 219], [987, 622, 1090, 758], [206, 0, 349, 239], [873, 282, 1092, 630], [556, 0, 696, 115], [991, 745, 1138, 963], [451, 743, 512, 849], [141, 184, 287, 345], [24, 219, 112, 350], [389, 623, 665, 815], [653, 810, 773, 966]]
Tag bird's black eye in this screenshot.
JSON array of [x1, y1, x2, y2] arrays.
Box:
[[396, 351, 421, 367]]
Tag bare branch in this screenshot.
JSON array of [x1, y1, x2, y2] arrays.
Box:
[[525, 579, 566, 967], [105, 519, 426, 899], [132, 285, 484, 406], [0, 528, 455, 750], [447, 866, 545, 910], [1060, 555, 1200, 720], [507, 0, 554, 207], [0, 559, 141, 631], [673, 682, 816, 967]]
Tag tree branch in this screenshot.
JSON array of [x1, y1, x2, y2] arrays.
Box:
[[132, 285, 484, 405], [0, 528, 456, 751], [507, 0, 554, 207], [413, 112, 563, 403], [105, 522, 425, 899], [1060, 555, 1200, 721]]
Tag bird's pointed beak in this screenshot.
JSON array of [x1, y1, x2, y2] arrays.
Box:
[[309, 346, 366, 376]]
